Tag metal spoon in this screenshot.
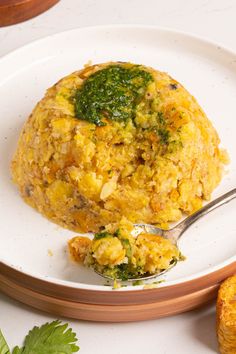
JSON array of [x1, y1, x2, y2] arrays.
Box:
[[95, 188, 236, 282]]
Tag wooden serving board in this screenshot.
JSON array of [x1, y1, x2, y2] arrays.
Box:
[[0, 261, 236, 322], [0, 0, 60, 27], [0, 272, 218, 322]]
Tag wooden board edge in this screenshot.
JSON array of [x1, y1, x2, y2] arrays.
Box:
[[0, 261, 235, 305], [0, 271, 219, 322]]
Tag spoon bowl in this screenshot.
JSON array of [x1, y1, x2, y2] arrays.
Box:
[[94, 188, 236, 282]]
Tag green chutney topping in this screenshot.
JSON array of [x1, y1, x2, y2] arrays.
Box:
[[74, 64, 153, 126], [94, 231, 111, 240]]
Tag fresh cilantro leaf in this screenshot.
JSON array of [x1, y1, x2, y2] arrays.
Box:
[[12, 348, 21, 354], [0, 330, 10, 354], [11, 320, 79, 354]]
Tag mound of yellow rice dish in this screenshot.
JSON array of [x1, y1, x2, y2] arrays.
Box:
[[68, 219, 183, 280], [11, 61, 228, 233]]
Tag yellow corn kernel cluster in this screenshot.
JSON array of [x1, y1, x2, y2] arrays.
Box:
[[217, 276, 236, 354]]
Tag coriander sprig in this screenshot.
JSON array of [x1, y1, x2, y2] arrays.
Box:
[[0, 329, 10, 354], [0, 320, 79, 354]]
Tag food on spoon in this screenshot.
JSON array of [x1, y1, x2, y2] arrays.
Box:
[[217, 275, 236, 354], [11, 62, 228, 232], [68, 219, 183, 280]]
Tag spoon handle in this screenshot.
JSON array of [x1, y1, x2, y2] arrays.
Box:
[[172, 188, 236, 240]]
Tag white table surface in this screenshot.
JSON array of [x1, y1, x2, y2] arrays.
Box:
[[0, 0, 235, 353]]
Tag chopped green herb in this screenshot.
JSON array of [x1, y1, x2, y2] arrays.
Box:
[[94, 231, 112, 240], [151, 111, 171, 145], [0, 321, 79, 354], [157, 111, 165, 125], [115, 264, 132, 281], [0, 329, 10, 354], [121, 238, 130, 246], [120, 238, 132, 258], [132, 280, 144, 286], [74, 64, 153, 126], [157, 128, 170, 144], [167, 139, 183, 153]]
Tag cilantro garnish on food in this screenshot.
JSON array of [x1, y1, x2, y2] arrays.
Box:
[[74, 64, 153, 126], [0, 320, 79, 354]]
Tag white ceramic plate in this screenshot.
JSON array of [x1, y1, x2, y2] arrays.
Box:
[[0, 25, 236, 291]]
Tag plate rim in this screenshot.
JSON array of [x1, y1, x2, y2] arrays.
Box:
[[1, 23, 236, 62]]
